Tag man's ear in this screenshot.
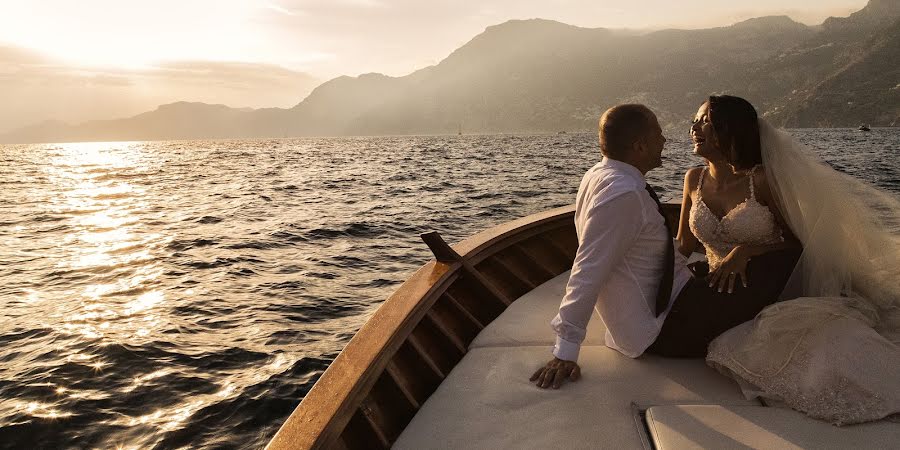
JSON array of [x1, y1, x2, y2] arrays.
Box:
[[633, 135, 647, 157]]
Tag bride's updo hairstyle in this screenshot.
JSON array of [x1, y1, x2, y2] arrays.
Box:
[[707, 95, 761, 170]]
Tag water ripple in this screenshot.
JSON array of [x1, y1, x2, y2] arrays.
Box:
[[1, 130, 898, 449]]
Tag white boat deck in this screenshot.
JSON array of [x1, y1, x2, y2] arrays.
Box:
[[394, 272, 900, 449]]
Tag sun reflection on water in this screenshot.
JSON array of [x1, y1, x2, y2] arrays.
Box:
[[120, 369, 173, 394], [38, 142, 169, 353], [15, 401, 75, 420], [125, 399, 206, 433]]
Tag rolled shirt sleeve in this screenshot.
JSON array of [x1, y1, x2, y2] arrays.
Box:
[[551, 190, 644, 361]]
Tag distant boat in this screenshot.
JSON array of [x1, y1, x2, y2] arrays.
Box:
[[557, 131, 568, 135], [859, 124, 871, 131], [457, 124, 462, 136]]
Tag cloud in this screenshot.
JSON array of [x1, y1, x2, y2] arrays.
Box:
[[0, 1, 868, 132], [0, 45, 320, 133], [150, 60, 318, 89], [265, 2, 300, 16], [0, 45, 53, 65]]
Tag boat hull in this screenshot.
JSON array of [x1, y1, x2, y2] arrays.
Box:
[[267, 203, 681, 449]]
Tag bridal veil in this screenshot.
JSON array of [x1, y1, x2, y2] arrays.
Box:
[[759, 119, 900, 310], [706, 121, 900, 425]]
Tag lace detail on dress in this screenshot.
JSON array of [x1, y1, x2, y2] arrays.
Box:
[[707, 297, 900, 425], [689, 167, 783, 269]]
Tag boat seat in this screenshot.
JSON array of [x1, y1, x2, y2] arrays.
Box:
[[469, 251, 707, 350], [646, 405, 900, 450], [469, 271, 608, 349], [393, 346, 758, 449]]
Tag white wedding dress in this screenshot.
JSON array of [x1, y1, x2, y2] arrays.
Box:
[[688, 166, 783, 271], [699, 121, 900, 425]]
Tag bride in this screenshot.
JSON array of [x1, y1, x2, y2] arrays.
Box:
[[678, 95, 900, 425]]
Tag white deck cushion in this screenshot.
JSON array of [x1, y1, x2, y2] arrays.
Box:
[[394, 346, 757, 450], [469, 271, 608, 349], [469, 252, 706, 350], [646, 405, 900, 450]]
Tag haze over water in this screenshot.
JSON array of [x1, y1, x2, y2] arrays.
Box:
[[1, 129, 898, 448]]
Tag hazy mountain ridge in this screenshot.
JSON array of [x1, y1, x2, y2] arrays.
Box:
[[3, 1, 898, 144], [762, 10, 900, 127]]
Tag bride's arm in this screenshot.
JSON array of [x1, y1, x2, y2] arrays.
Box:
[[676, 167, 702, 257], [743, 167, 802, 257]]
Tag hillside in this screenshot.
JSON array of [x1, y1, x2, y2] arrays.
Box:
[[2, 0, 897, 143]]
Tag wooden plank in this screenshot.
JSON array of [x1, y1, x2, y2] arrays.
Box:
[[384, 361, 422, 410], [490, 252, 539, 291], [405, 332, 447, 379], [364, 373, 417, 444], [342, 409, 388, 450], [461, 263, 513, 306], [267, 204, 688, 450], [518, 236, 571, 274], [474, 257, 531, 300], [441, 292, 486, 331], [446, 276, 505, 327], [423, 310, 467, 354], [266, 261, 458, 450], [513, 241, 564, 278], [409, 320, 463, 376], [452, 205, 575, 258], [387, 342, 442, 406], [429, 295, 481, 347], [546, 223, 579, 259], [542, 232, 577, 268]]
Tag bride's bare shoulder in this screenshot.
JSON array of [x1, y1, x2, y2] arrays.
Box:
[[752, 165, 774, 201], [684, 166, 704, 188]]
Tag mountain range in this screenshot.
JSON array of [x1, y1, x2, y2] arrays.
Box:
[[2, 0, 898, 144]]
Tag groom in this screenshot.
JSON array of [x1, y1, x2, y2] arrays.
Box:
[[530, 104, 691, 388], [531, 104, 796, 389]]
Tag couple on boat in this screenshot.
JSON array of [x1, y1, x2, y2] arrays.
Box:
[[531, 96, 900, 425]]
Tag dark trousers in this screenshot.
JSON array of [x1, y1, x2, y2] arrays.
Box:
[[646, 248, 801, 358]]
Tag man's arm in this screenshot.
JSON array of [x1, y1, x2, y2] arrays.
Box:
[[532, 191, 644, 388]]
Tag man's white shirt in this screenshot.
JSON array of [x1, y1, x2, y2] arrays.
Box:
[[551, 158, 691, 359]]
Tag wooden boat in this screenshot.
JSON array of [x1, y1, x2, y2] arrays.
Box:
[[267, 204, 899, 449]]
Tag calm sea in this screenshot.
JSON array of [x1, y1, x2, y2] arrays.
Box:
[[1, 129, 898, 449]]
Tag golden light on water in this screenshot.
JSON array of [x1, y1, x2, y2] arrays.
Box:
[[120, 369, 173, 394], [16, 401, 75, 420], [42, 141, 167, 342], [124, 399, 206, 432]]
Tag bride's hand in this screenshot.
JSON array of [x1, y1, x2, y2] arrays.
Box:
[[708, 245, 751, 294]]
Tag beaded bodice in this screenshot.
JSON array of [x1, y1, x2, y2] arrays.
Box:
[[689, 167, 783, 269]]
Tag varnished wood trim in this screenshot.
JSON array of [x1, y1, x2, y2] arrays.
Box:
[[453, 205, 575, 258], [423, 310, 467, 354], [384, 361, 422, 410], [461, 264, 512, 306], [266, 203, 679, 450], [266, 261, 458, 450], [405, 332, 447, 379], [442, 291, 486, 330], [513, 241, 563, 277]]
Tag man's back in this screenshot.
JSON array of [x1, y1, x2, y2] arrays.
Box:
[[554, 158, 689, 358]]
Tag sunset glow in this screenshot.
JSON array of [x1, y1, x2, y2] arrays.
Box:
[[0, 0, 867, 73], [0, 0, 871, 135], [0, 1, 270, 68]]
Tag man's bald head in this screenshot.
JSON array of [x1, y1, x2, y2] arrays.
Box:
[[599, 104, 657, 159]]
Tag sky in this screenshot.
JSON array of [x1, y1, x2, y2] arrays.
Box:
[[0, 0, 869, 133]]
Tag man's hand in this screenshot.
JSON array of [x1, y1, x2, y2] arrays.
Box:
[[530, 357, 581, 389]]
